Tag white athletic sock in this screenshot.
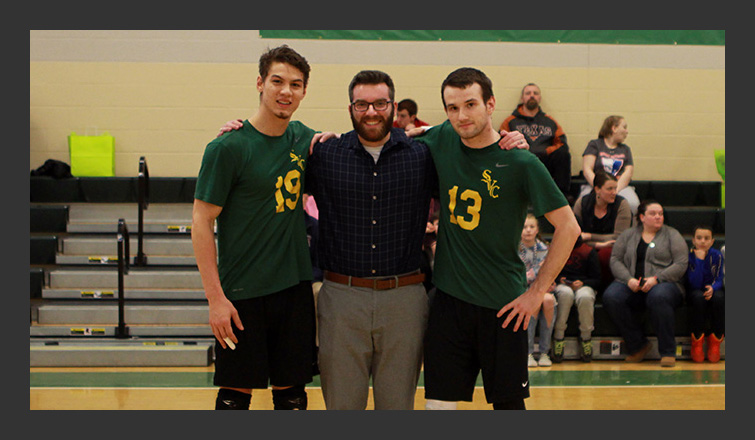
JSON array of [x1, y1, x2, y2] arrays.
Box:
[[425, 399, 458, 410]]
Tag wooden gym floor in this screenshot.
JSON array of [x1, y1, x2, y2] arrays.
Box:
[[30, 360, 724, 410]]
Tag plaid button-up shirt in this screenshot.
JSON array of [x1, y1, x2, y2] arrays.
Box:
[[306, 128, 437, 278]]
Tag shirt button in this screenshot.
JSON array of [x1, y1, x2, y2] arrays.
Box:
[[373, 172, 378, 176], [372, 195, 377, 200], [371, 244, 376, 249], [371, 269, 376, 274], [372, 220, 377, 225]]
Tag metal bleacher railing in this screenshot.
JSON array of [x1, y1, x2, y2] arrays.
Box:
[[116, 218, 130, 339], [135, 156, 149, 267]]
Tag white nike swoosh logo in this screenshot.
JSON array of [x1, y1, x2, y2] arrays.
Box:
[[522, 381, 528, 387], [496, 163, 508, 168]]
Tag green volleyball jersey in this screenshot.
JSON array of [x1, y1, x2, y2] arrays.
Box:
[[194, 120, 315, 301], [419, 120, 567, 310]]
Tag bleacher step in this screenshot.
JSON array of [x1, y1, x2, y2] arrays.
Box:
[[66, 203, 193, 233], [30, 338, 214, 367], [36, 303, 209, 325], [61, 236, 198, 255], [56, 254, 197, 266], [535, 336, 725, 361], [48, 269, 202, 289], [41, 287, 205, 300], [30, 324, 213, 338]]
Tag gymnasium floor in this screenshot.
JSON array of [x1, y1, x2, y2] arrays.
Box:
[[30, 360, 724, 410]]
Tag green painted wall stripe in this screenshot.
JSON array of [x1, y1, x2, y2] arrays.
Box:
[[30, 370, 724, 388], [260, 30, 724, 46]]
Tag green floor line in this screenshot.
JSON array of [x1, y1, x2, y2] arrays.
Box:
[[30, 370, 725, 388]]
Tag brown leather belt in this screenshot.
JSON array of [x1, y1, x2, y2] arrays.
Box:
[[324, 271, 425, 291]]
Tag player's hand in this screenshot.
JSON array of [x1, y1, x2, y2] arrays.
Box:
[[208, 296, 243, 350], [309, 131, 339, 155], [216, 118, 244, 138], [498, 130, 528, 150], [405, 127, 426, 138], [496, 289, 545, 332]]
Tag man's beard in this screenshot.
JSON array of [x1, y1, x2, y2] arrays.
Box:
[[524, 98, 539, 111], [351, 107, 394, 143]]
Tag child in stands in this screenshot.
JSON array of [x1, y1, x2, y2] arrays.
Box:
[[686, 225, 725, 362], [518, 214, 557, 367], [551, 236, 601, 362]]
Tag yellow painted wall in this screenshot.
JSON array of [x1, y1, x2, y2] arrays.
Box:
[[30, 31, 724, 181]]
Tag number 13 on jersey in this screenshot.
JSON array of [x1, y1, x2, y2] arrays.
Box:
[[448, 185, 482, 231]]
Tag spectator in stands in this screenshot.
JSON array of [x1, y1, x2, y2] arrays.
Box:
[[721, 245, 725, 286], [579, 115, 640, 215], [572, 171, 633, 290], [421, 210, 440, 296], [393, 98, 430, 131], [518, 213, 557, 367], [602, 200, 688, 367], [500, 83, 572, 200], [304, 192, 323, 353], [686, 225, 725, 363], [551, 235, 601, 363]]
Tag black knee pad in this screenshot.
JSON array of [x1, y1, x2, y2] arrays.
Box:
[[493, 399, 526, 410], [272, 385, 307, 410], [215, 388, 251, 410]]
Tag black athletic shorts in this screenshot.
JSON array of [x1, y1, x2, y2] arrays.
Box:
[[423, 289, 530, 404], [213, 281, 317, 389]]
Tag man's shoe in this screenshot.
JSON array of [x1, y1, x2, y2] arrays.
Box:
[[528, 353, 538, 367], [538, 353, 552, 367], [625, 341, 652, 363], [707, 334, 724, 363], [690, 333, 705, 363], [660, 356, 676, 367], [552, 339, 565, 363], [580, 338, 593, 362]]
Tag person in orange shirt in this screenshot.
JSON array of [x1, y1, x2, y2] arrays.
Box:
[[499, 83, 571, 201]]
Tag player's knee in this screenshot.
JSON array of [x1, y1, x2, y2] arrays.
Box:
[[272, 385, 307, 410], [215, 388, 251, 410]]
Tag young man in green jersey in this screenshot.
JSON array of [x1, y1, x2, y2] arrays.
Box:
[[192, 45, 318, 410], [419, 67, 581, 410]]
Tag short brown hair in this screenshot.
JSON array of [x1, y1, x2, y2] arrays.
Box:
[[441, 67, 494, 108], [259, 45, 311, 87], [348, 70, 395, 102]]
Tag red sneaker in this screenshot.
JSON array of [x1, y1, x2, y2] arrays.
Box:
[[707, 334, 724, 363], [690, 333, 705, 363]]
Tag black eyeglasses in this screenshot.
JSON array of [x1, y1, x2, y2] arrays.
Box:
[[351, 99, 392, 112]]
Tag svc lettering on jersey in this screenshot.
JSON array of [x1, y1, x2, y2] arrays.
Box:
[[274, 149, 306, 213], [448, 168, 502, 231]]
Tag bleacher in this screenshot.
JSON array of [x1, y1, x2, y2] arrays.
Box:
[[29, 173, 725, 366], [29, 168, 214, 367]]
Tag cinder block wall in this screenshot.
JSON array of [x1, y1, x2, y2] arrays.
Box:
[[30, 31, 725, 180]]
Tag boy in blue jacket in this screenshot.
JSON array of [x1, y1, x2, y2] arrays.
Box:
[[686, 225, 724, 362]]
